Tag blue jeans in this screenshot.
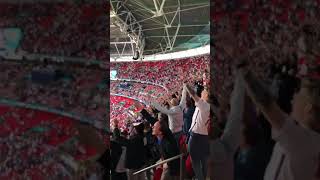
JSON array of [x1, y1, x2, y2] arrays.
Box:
[[188, 132, 209, 180]]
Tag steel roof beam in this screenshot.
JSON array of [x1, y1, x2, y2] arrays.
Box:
[[147, 34, 208, 37], [111, 0, 145, 59], [153, 0, 160, 14], [171, 23, 180, 50], [129, 2, 208, 13], [132, 0, 156, 14], [114, 44, 120, 58], [159, 0, 166, 14], [127, 4, 209, 26], [169, 0, 180, 50], [142, 24, 209, 31]]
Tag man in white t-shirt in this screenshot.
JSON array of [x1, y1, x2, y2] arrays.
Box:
[[184, 83, 210, 180], [152, 87, 187, 142]]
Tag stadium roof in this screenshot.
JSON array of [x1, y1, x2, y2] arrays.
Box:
[[110, 0, 210, 60]]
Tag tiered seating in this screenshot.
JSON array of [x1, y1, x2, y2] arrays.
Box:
[[111, 55, 210, 91], [110, 55, 210, 130], [0, 61, 106, 124], [0, 2, 107, 60], [213, 0, 320, 104], [110, 81, 167, 104], [110, 95, 145, 130], [0, 105, 106, 179]]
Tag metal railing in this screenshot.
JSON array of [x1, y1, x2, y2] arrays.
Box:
[[133, 154, 184, 180]]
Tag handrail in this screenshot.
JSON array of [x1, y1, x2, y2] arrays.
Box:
[[133, 154, 184, 180]]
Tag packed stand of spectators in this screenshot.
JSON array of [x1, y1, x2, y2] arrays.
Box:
[[0, 2, 107, 60], [212, 0, 320, 108], [110, 80, 168, 104], [0, 60, 107, 125], [110, 55, 209, 135], [110, 67, 210, 180], [208, 1, 320, 180], [110, 55, 210, 133], [110, 55, 210, 92], [110, 95, 145, 131], [110, 0, 320, 179], [0, 105, 107, 179]]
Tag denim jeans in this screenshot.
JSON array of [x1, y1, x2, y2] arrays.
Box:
[[188, 132, 209, 180]]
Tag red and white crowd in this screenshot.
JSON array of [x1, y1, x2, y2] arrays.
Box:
[[212, 0, 320, 105], [0, 2, 107, 60], [111, 55, 210, 92], [110, 81, 167, 104], [0, 61, 107, 124], [110, 55, 210, 130], [0, 105, 107, 179]]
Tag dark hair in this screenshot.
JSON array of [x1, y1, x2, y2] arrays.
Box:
[[158, 113, 169, 127], [195, 84, 204, 97], [158, 120, 174, 139], [186, 95, 195, 108], [134, 123, 145, 136]]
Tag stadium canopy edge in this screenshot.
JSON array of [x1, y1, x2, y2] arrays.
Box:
[[110, 45, 209, 62]]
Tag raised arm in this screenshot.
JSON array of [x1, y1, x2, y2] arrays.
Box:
[[151, 101, 176, 115], [140, 108, 157, 126], [184, 83, 200, 102], [220, 71, 246, 153], [179, 86, 187, 109], [240, 69, 287, 130]]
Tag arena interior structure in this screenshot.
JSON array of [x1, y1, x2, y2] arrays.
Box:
[[110, 0, 210, 132], [110, 1, 210, 179], [111, 0, 320, 180], [0, 1, 109, 179]]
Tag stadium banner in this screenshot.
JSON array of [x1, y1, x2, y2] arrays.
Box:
[[0, 28, 22, 53]]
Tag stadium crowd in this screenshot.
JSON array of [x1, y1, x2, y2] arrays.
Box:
[[110, 55, 210, 92], [0, 1, 110, 180], [110, 95, 146, 131], [0, 2, 107, 60], [110, 56, 210, 133], [0, 105, 107, 179], [0, 60, 107, 125], [110, 80, 167, 104], [110, 55, 210, 180], [110, 0, 320, 180], [212, 0, 320, 105], [210, 0, 320, 180]]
